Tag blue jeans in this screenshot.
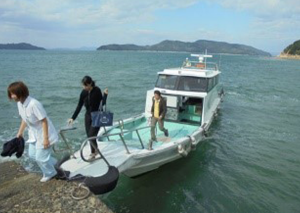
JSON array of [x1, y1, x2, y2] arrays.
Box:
[[28, 142, 57, 178]]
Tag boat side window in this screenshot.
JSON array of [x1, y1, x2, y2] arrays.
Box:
[[215, 75, 219, 85], [208, 78, 214, 91], [156, 75, 178, 90], [208, 75, 219, 91], [177, 76, 207, 92]]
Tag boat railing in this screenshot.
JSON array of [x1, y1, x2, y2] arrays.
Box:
[[53, 126, 77, 158], [101, 125, 151, 151], [80, 125, 151, 159], [182, 60, 218, 71]]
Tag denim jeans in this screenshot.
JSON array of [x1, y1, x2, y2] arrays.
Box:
[[28, 142, 57, 178]]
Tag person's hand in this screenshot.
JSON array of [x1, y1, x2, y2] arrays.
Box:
[[43, 138, 50, 149], [104, 88, 108, 94], [159, 116, 162, 120], [68, 118, 74, 126], [16, 132, 23, 139]]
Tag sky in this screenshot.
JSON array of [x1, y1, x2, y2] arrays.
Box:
[[0, 0, 299, 54]]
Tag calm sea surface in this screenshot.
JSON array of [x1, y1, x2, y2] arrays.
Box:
[[0, 50, 300, 213]]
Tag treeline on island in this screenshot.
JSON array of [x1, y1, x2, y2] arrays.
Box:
[[279, 40, 300, 59], [0, 43, 45, 50], [283, 40, 300, 55], [97, 40, 271, 56]]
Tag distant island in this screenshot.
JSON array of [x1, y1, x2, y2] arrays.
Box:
[[97, 40, 271, 56], [279, 40, 300, 59], [0, 43, 45, 50]]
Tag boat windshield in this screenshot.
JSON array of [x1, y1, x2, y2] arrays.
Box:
[[156, 75, 178, 90], [178, 76, 207, 92]]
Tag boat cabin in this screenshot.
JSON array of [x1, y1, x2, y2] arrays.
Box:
[[145, 54, 221, 126]]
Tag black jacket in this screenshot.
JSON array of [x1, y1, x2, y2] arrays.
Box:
[[1, 137, 25, 158], [151, 97, 167, 119], [72, 86, 107, 120]]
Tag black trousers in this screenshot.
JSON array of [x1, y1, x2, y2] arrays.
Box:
[[85, 114, 100, 154]]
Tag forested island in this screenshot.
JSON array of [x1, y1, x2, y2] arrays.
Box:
[[279, 40, 300, 59], [0, 43, 45, 50], [97, 40, 271, 56]]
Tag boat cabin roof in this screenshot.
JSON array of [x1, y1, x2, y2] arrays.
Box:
[[158, 66, 220, 78], [158, 54, 221, 78]]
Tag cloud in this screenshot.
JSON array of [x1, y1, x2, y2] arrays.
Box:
[[206, 0, 300, 52], [213, 0, 300, 16], [0, 0, 198, 29], [0, 0, 299, 52]]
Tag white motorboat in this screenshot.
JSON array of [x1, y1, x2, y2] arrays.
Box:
[[58, 54, 224, 194]]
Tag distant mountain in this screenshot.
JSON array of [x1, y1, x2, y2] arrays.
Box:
[[97, 40, 271, 56], [0, 43, 45, 50], [279, 40, 300, 59]]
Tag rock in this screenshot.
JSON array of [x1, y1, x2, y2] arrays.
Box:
[[0, 161, 114, 213]]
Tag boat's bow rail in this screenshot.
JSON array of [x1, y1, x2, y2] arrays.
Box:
[[100, 125, 152, 152], [78, 125, 151, 162]]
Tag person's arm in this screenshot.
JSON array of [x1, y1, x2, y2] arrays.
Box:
[[69, 91, 85, 125], [102, 88, 108, 107], [41, 118, 50, 149], [151, 98, 154, 116], [17, 120, 26, 138], [159, 98, 167, 120]]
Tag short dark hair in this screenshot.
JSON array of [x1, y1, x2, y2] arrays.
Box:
[[154, 90, 161, 96], [7, 81, 29, 101], [82, 76, 95, 87]]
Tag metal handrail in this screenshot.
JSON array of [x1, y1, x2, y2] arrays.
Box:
[[80, 138, 110, 165], [182, 61, 218, 71], [102, 125, 150, 137], [102, 125, 151, 151], [53, 126, 77, 158], [79, 125, 151, 159], [118, 119, 124, 136]]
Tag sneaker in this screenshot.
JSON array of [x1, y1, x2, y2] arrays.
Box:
[[164, 129, 169, 137], [40, 174, 56, 182]]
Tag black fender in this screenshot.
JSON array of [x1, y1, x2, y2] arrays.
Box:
[[54, 154, 71, 180], [84, 166, 119, 194]]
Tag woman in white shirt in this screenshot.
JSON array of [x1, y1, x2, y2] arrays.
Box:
[[7, 81, 59, 182]]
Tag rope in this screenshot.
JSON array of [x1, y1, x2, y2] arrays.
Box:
[[71, 183, 91, 200]]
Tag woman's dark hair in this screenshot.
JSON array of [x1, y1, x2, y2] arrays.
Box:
[[7, 81, 29, 101], [82, 76, 95, 87], [154, 90, 161, 96]]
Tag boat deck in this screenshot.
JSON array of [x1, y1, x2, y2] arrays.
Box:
[[100, 117, 200, 149]]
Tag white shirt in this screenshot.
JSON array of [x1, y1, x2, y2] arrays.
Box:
[[17, 96, 59, 149]]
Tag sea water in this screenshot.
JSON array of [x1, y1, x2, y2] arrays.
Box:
[[0, 50, 299, 213]]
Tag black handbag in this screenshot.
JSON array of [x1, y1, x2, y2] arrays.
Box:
[[91, 100, 113, 127]]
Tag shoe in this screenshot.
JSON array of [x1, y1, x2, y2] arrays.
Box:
[[148, 139, 153, 150], [164, 130, 169, 137], [40, 174, 56, 182], [87, 153, 97, 160]]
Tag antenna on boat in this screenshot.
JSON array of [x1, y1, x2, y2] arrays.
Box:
[[191, 52, 212, 63]]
